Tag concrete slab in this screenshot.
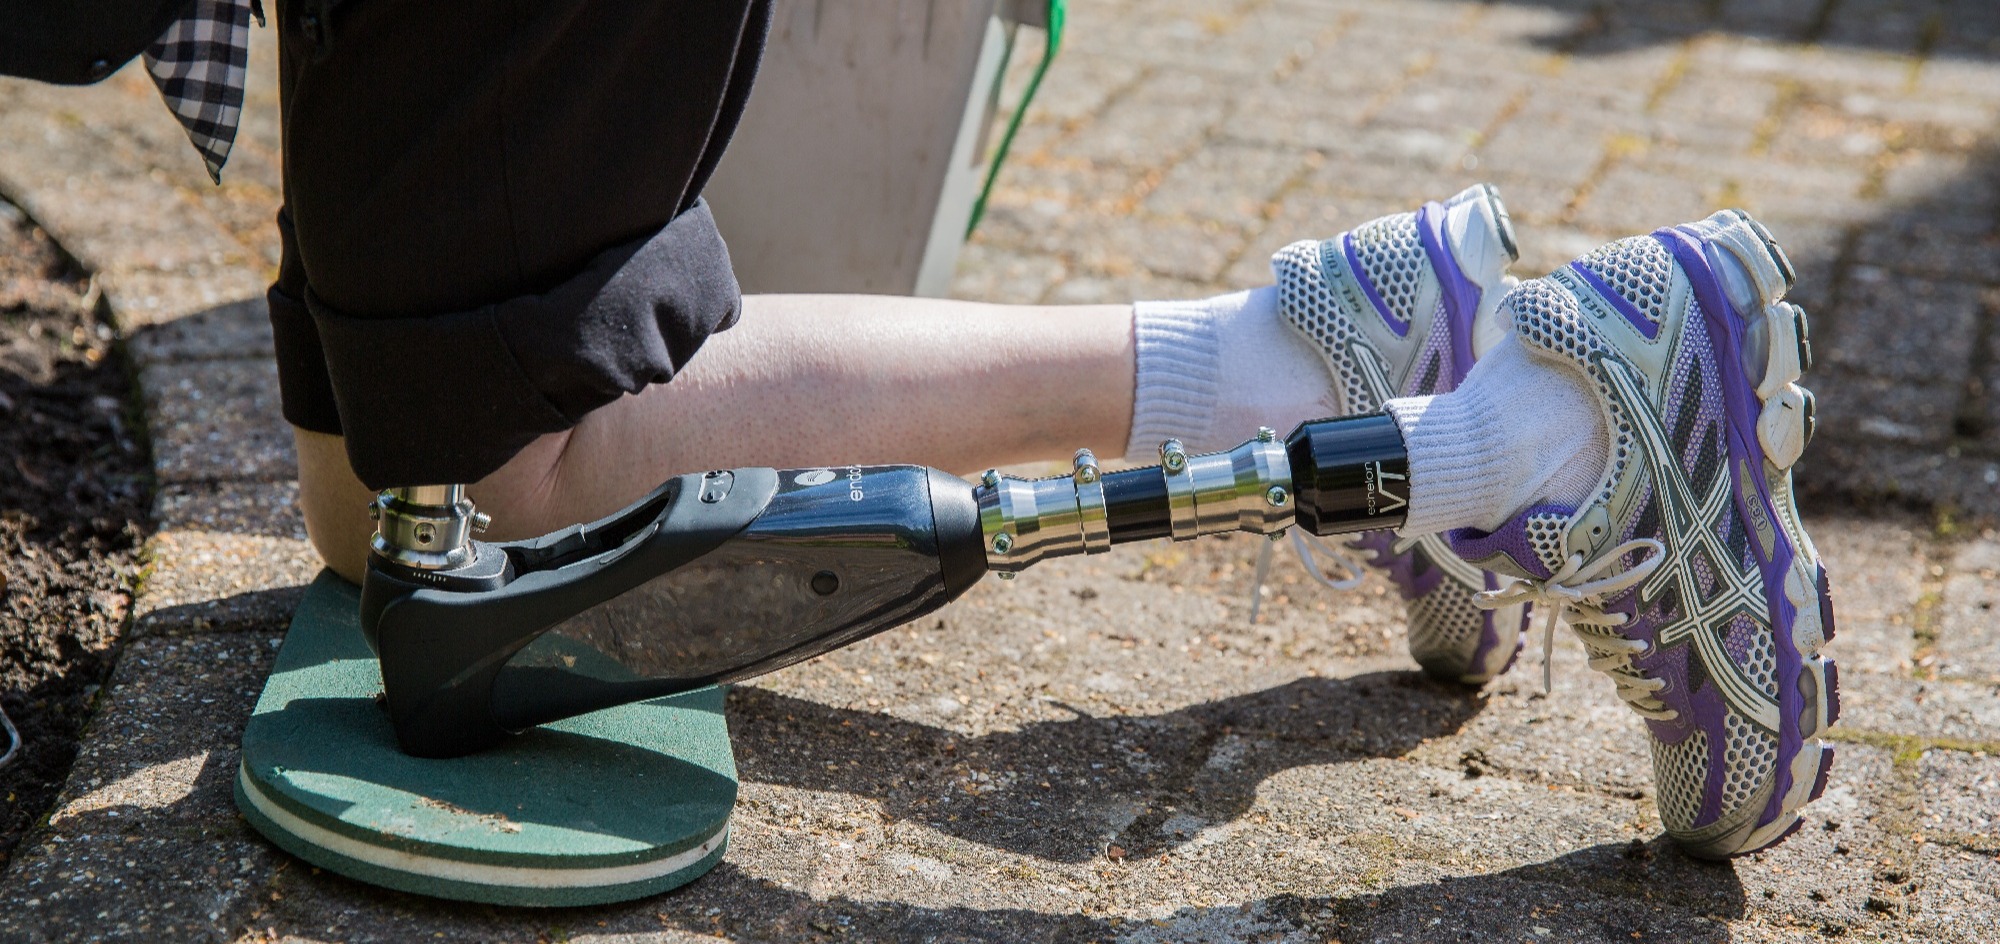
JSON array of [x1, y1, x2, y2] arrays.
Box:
[[0, 634, 282, 944], [1935, 539, 2000, 682], [131, 531, 318, 637], [138, 360, 295, 485]]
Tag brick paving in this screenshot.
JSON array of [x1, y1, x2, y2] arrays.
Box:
[[1, 1, 1999, 941]]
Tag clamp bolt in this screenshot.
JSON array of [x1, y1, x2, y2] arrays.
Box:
[[992, 533, 1015, 554], [1266, 486, 1289, 507], [981, 469, 1002, 488], [471, 511, 492, 533], [1159, 439, 1188, 473], [1072, 448, 1100, 484], [366, 501, 380, 521], [1257, 426, 1277, 443]]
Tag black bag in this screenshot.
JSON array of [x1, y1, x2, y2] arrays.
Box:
[[0, 0, 198, 85]]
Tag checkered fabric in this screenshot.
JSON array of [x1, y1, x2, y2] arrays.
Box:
[[143, 0, 262, 184]]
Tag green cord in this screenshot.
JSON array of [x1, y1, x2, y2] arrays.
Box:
[[966, 0, 1065, 238]]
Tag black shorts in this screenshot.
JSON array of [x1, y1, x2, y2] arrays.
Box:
[[269, 0, 770, 489]]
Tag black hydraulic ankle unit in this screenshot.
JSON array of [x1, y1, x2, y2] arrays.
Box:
[[362, 413, 1409, 758]]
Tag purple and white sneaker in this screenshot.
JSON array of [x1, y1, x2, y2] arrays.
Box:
[[1454, 210, 1836, 858], [1268, 184, 1532, 684]]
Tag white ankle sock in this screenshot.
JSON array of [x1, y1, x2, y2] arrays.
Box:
[[1124, 287, 1342, 460], [1384, 335, 1609, 536]]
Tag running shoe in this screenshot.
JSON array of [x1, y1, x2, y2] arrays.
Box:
[[1266, 183, 1532, 684], [1453, 210, 1837, 858]]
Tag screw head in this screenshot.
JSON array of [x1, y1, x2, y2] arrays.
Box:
[[471, 511, 492, 533], [981, 469, 1002, 488], [1257, 426, 1276, 443], [366, 502, 380, 520], [414, 522, 438, 545], [1160, 439, 1188, 473], [992, 533, 1015, 554], [1074, 466, 1099, 484], [1267, 528, 1287, 541], [1266, 486, 1289, 507], [997, 571, 1017, 580]]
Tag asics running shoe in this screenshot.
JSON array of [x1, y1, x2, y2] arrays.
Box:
[[1269, 183, 1532, 684], [1452, 210, 1837, 858]]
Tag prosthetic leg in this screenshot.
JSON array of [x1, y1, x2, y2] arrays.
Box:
[[237, 414, 1411, 904]]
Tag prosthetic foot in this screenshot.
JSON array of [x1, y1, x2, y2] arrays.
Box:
[[234, 415, 1446, 903]]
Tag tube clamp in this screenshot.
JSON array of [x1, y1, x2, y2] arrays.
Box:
[[1161, 437, 1293, 541]]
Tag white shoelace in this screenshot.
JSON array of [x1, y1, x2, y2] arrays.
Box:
[[1474, 538, 1673, 719], [1248, 530, 1366, 623]]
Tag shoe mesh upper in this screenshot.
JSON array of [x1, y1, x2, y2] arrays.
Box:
[[1720, 710, 1778, 821], [1274, 240, 1378, 412], [1350, 211, 1428, 330], [1406, 563, 1485, 658], [1524, 512, 1571, 574], [1652, 728, 1710, 831], [1580, 236, 1676, 328]]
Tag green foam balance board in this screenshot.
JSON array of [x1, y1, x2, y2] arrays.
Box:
[[236, 571, 737, 907]]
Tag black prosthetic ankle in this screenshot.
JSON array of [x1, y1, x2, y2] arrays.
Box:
[[362, 414, 1407, 758]]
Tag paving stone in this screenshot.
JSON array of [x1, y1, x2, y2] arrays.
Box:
[[1574, 161, 1723, 238], [1735, 746, 1901, 937], [1143, 143, 1313, 227], [0, 633, 283, 944], [139, 359, 295, 485], [1813, 515, 1930, 676], [131, 531, 320, 637], [1077, 213, 1250, 286], [1652, 71, 1784, 155], [1806, 372, 1962, 450], [1840, 676, 2000, 746], [971, 160, 1146, 258], [1410, 632, 1655, 799], [96, 266, 273, 333], [1934, 538, 2000, 682], [1801, 446, 2000, 532], [0, 77, 268, 333], [152, 480, 305, 543], [124, 297, 274, 367], [1058, 71, 1232, 169], [1851, 212, 2000, 285], [1004, 43, 1147, 129], [1910, 751, 2000, 943], [1819, 0, 1939, 55], [1820, 273, 1983, 387]]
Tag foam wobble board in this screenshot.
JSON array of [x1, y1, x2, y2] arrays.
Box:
[[236, 572, 738, 907]]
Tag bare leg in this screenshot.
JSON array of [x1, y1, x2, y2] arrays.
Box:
[[298, 295, 1136, 582]]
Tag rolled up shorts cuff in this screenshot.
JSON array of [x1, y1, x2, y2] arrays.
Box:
[[301, 200, 741, 490]]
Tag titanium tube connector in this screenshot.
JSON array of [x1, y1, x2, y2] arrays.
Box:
[[1158, 427, 1294, 541], [368, 484, 492, 571], [976, 430, 1295, 575]]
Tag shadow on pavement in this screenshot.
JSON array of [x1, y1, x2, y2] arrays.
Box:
[[235, 837, 1746, 942], [633, 844, 1746, 943], [727, 670, 1486, 864], [1497, 0, 2000, 60]]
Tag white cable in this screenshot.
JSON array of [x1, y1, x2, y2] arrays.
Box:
[[0, 704, 19, 769]]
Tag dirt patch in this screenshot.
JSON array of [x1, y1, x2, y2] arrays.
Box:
[[0, 200, 152, 871]]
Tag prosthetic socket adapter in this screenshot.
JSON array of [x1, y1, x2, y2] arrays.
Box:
[[360, 413, 1408, 759]]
